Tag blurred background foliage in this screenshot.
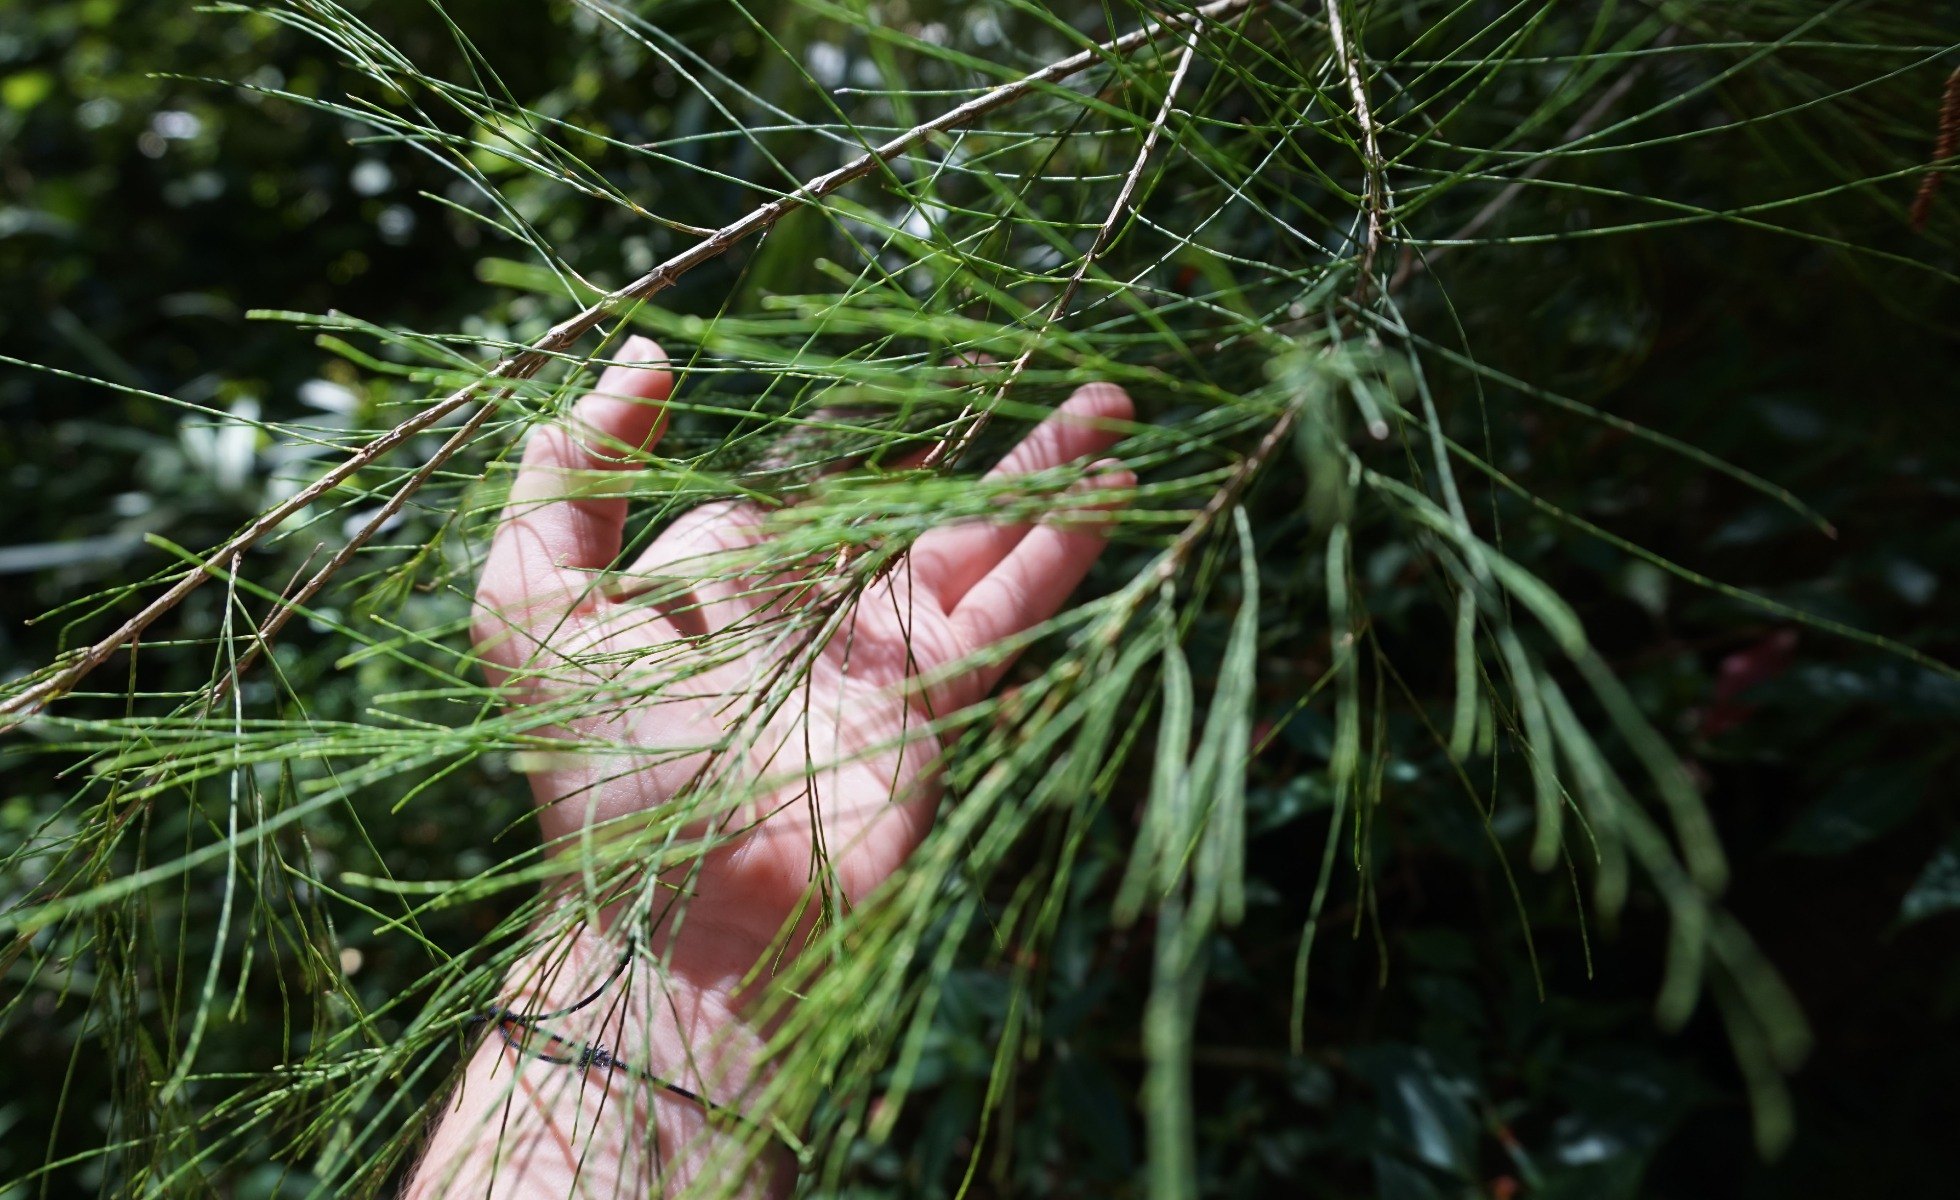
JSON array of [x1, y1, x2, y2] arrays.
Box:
[[2, 0, 1958, 1196]]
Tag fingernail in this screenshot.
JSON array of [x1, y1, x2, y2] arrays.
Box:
[[621, 334, 661, 364], [1070, 381, 1128, 404]]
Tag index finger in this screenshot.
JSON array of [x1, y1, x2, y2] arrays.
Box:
[[477, 337, 673, 654]]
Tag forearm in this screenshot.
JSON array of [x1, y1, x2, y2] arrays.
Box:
[[404, 923, 789, 1200]]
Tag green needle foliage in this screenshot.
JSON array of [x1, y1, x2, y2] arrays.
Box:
[[2, 0, 1956, 1196]]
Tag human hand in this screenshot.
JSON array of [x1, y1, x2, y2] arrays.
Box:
[[474, 335, 1136, 996], [412, 339, 1134, 1198]]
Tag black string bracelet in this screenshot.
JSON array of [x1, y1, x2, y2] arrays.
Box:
[[467, 944, 807, 1167]]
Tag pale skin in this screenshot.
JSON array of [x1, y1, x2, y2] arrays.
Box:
[[405, 336, 1135, 1198]]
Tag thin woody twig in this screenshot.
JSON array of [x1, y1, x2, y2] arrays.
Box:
[[1324, 0, 1386, 296], [1086, 384, 1300, 655], [0, 0, 1258, 730]]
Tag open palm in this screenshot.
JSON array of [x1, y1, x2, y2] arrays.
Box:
[[473, 336, 1134, 990]]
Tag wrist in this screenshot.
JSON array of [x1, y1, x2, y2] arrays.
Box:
[[506, 918, 769, 1102], [407, 921, 790, 1200]]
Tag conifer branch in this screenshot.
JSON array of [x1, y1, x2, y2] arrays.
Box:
[[0, 0, 1260, 729]]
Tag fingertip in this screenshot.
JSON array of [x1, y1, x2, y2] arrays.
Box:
[[578, 338, 672, 459], [1063, 381, 1134, 424], [593, 336, 672, 400], [985, 383, 1134, 483]]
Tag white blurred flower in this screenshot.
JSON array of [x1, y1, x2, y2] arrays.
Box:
[[180, 398, 261, 492], [299, 379, 359, 414]]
